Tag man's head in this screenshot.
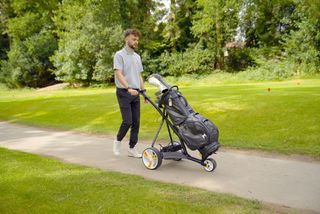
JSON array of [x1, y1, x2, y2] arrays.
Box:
[[124, 29, 141, 50]]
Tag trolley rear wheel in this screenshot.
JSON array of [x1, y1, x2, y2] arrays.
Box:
[[142, 147, 163, 170]]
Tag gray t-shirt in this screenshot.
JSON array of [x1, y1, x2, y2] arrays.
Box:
[[113, 47, 143, 89]]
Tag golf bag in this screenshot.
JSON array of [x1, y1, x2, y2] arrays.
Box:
[[158, 83, 220, 160]]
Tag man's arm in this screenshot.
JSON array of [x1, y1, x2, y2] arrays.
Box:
[[115, 69, 129, 89], [140, 74, 148, 103], [140, 74, 145, 90], [115, 69, 138, 96]]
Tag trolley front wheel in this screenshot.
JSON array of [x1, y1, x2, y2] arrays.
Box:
[[203, 158, 217, 172]]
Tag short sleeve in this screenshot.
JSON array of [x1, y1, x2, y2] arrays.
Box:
[[138, 55, 143, 73], [113, 53, 123, 70]]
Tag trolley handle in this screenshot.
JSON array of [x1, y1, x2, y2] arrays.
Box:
[[139, 89, 152, 103], [139, 89, 147, 98]]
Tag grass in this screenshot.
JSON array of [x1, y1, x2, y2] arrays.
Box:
[[0, 77, 319, 157], [0, 147, 270, 214]]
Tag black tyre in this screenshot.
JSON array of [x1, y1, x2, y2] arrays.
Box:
[[142, 147, 163, 170], [203, 158, 217, 172]]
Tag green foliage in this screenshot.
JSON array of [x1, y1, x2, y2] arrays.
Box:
[[1, 31, 57, 88], [241, 59, 297, 80], [117, 0, 165, 55], [158, 47, 214, 76], [0, 35, 9, 61], [0, 0, 13, 61], [51, 0, 123, 86], [140, 51, 161, 77], [235, 47, 298, 80], [0, 0, 319, 87], [282, 1, 320, 74], [51, 23, 123, 85], [192, 0, 240, 69], [225, 48, 255, 72], [7, 13, 44, 41], [243, 0, 298, 47], [162, 0, 196, 52], [0, 0, 59, 88]]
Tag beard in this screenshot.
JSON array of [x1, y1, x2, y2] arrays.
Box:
[[128, 41, 138, 49]]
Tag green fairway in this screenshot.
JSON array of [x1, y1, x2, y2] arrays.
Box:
[[0, 147, 270, 213], [0, 78, 319, 157]]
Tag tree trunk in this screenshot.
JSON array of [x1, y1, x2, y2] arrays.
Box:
[[215, 9, 224, 70]]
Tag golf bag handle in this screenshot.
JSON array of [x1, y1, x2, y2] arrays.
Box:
[[169, 85, 179, 91]]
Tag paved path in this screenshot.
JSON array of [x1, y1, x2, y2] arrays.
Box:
[[1, 121, 320, 213]]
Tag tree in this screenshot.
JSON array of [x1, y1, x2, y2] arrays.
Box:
[[51, 0, 123, 85], [162, 0, 197, 52], [1, 31, 57, 88], [0, 0, 59, 88], [283, 0, 320, 73], [242, 0, 297, 47], [0, 0, 14, 61], [192, 0, 240, 69]]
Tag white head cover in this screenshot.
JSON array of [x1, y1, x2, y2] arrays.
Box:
[[147, 74, 171, 93]]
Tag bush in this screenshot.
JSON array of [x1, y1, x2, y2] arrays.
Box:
[[157, 47, 214, 76], [239, 59, 300, 81], [140, 51, 162, 78], [51, 1, 123, 86], [225, 48, 255, 72], [0, 31, 57, 88], [283, 19, 319, 74], [52, 25, 123, 86]]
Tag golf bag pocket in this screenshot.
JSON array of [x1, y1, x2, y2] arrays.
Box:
[[178, 113, 219, 150], [161, 90, 194, 125]]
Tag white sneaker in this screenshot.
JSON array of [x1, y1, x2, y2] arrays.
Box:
[[113, 140, 121, 156], [128, 147, 142, 158]]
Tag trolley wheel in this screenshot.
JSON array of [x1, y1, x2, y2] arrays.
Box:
[[142, 147, 163, 170], [203, 158, 217, 172]]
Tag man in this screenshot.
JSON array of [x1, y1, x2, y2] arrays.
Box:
[[113, 29, 147, 158]]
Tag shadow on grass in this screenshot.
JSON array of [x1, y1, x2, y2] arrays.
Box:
[[0, 93, 120, 135]]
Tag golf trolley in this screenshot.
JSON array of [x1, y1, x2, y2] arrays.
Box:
[[140, 74, 220, 172]]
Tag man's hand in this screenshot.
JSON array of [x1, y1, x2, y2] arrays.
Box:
[[128, 88, 139, 96], [140, 88, 148, 104]]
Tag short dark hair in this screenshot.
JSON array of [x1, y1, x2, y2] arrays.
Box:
[[124, 29, 141, 38]]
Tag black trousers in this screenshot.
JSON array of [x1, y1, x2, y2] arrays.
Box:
[[116, 88, 140, 148]]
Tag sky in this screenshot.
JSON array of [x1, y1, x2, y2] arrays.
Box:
[[154, 0, 170, 23], [163, 0, 170, 9]]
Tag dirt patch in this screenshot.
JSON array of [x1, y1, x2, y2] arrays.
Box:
[[37, 83, 69, 91]]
